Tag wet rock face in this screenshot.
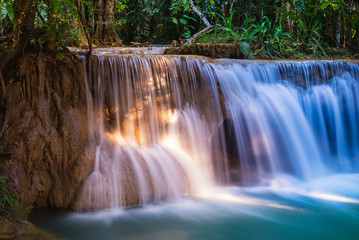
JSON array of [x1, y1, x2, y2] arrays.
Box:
[[0, 54, 94, 211]]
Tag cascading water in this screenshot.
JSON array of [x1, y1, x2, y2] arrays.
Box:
[[215, 60, 359, 186], [74, 52, 359, 210], [74, 55, 225, 210]]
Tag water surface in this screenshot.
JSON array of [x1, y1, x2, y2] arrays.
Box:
[[30, 174, 359, 240]]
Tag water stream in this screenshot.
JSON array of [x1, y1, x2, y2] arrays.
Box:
[[29, 50, 359, 239]]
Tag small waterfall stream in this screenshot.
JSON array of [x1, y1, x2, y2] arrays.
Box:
[[74, 53, 359, 211], [215, 60, 359, 186]]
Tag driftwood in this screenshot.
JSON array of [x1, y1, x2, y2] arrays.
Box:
[[184, 26, 214, 46]]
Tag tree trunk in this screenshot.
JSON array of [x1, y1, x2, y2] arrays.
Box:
[[222, 0, 236, 17], [74, 0, 93, 53], [337, 13, 341, 46], [0, 70, 6, 139], [255, 0, 262, 22], [93, 0, 122, 46], [222, 2, 230, 18], [340, 0, 346, 48], [14, 0, 37, 55], [44, 0, 57, 52]]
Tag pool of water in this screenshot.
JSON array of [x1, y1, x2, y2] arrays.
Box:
[[28, 174, 359, 240]]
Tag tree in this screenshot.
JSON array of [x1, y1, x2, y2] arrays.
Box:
[[13, 0, 38, 54], [74, 0, 93, 53], [92, 0, 122, 46]]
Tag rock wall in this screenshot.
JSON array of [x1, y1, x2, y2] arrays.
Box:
[[0, 54, 94, 212]]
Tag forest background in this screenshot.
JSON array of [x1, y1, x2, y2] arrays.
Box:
[[0, 0, 359, 59]]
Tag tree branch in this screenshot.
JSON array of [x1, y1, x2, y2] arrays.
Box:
[[189, 0, 212, 28], [75, 0, 93, 55], [184, 0, 213, 46], [0, 71, 7, 139], [184, 25, 213, 46]]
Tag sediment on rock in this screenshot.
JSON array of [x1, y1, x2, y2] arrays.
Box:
[[164, 43, 245, 59]]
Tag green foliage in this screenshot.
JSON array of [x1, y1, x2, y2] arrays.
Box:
[[115, 0, 128, 28], [0, 176, 22, 215], [320, 0, 341, 11], [113, 0, 198, 44], [278, 0, 329, 56], [47, 0, 84, 47], [170, 0, 197, 39], [198, 14, 295, 59], [0, 0, 16, 29], [252, 17, 294, 58], [0, 0, 358, 56]]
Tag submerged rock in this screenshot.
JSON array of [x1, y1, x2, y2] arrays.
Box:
[[0, 215, 27, 239], [12, 222, 60, 240]]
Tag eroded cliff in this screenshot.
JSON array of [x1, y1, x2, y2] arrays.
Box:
[[0, 54, 94, 212]]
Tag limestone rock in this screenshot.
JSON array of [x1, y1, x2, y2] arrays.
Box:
[[0, 54, 95, 211]]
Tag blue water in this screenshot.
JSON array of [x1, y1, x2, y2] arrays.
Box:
[[30, 174, 359, 240]]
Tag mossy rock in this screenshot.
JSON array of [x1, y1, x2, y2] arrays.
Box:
[[164, 43, 245, 59], [0, 215, 27, 239]]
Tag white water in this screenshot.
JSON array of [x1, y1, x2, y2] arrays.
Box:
[[215, 60, 359, 186], [74, 54, 359, 211], [75, 55, 223, 210]]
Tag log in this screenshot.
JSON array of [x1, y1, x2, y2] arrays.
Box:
[[183, 26, 214, 46], [129, 42, 150, 47]]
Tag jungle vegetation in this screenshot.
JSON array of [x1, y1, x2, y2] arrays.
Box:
[[0, 0, 358, 58]]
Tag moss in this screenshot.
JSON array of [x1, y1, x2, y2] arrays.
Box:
[[165, 43, 245, 59]]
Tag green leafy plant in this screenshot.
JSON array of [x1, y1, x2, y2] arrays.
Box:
[[240, 16, 294, 58], [277, 0, 328, 57], [0, 0, 15, 30], [0, 176, 22, 215], [320, 0, 341, 11]]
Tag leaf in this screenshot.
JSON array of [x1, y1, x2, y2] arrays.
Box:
[[179, 18, 188, 24], [5, 2, 16, 27], [172, 18, 178, 25], [183, 14, 196, 21], [320, 2, 328, 10], [331, 4, 340, 11]]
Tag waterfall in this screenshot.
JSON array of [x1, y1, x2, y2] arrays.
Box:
[[74, 55, 225, 210], [74, 53, 359, 210], [216, 60, 359, 185]]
